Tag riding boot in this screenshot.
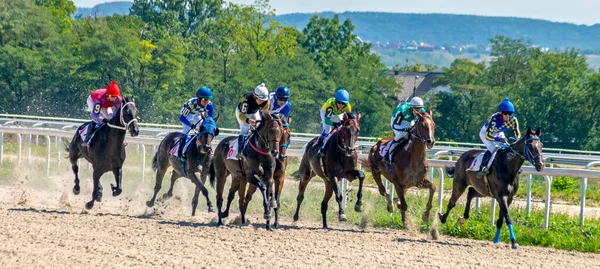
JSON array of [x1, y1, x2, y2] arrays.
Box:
[[383, 140, 396, 162], [236, 135, 246, 160], [317, 135, 326, 157], [178, 134, 188, 161], [476, 150, 493, 177], [82, 122, 96, 147]]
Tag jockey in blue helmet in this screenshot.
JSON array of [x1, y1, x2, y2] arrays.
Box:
[[477, 97, 521, 177], [317, 88, 352, 157], [177, 86, 214, 160]]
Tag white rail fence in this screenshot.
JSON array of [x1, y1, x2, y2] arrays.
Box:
[[2, 125, 600, 228]]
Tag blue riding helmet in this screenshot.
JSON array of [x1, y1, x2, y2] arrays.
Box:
[[498, 97, 514, 113], [335, 89, 349, 104], [196, 86, 213, 100], [275, 86, 290, 99]]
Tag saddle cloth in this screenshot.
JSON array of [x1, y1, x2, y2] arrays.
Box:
[[169, 135, 197, 158], [466, 151, 498, 171], [78, 123, 92, 142], [226, 138, 240, 160]]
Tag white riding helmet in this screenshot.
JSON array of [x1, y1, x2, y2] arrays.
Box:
[[410, 97, 424, 108], [254, 83, 269, 101]]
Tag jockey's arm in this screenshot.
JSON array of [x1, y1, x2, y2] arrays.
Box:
[[206, 102, 215, 119], [512, 117, 521, 138], [237, 96, 249, 123], [179, 101, 193, 126], [90, 102, 102, 123], [485, 115, 498, 141]]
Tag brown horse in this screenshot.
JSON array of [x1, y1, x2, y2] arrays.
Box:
[[239, 117, 291, 228], [360, 110, 436, 226], [146, 116, 219, 216], [293, 112, 365, 229], [438, 127, 544, 249], [209, 112, 283, 230]]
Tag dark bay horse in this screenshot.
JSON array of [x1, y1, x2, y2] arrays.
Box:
[[360, 111, 436, 225], [66, 97, 140, 209], [209, 112, 283, 230], [293, 112, 365, 229], [235, 117, 291, 228], [146, 116, 220, 216], [439, 127, 544, 249]]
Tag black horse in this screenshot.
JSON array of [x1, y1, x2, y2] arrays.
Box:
[[438, 127, 544, 249], [209, 112, 283, 230], [146, 116, 220, 216], [293, 112, 365, 229], [67, 97, 140, 209]]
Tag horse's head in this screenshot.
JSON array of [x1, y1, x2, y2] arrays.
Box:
[[516, 127, 544, 171], [256, 112, 282, 158], [272, 113, 290, 161], [121, 97, 140, 137], [196, 114, 220, 154], [340, 112, 361, 157], [412, 110, 436, 149]]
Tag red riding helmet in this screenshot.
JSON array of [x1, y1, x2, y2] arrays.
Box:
[[106, 80, 120, 97]]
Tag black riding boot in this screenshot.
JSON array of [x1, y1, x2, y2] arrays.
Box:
[[82, 122, 96, 146], [236, 135, 245, 159], [477, 150, 493, 177], [178, 134, 187, 160]]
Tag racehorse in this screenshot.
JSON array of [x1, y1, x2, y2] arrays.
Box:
[[146, 116, 220, 216], [360, 110, 436, 225], [209, 112, 283, 230], [438, 127, 544, 249], [293, 112, 365, 229], [235, 116, 291, 228], [66, 97, 140, 209]]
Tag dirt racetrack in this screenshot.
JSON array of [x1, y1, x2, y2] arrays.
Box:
[[0, 182, 599, 269]]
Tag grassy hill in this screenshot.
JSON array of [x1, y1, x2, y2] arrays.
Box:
[[74, 1, 132, 17]]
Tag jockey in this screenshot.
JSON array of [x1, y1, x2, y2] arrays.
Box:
[[83, 80, 122, 145], [235, 83, 270, 159], [317, 89, 352, 157], [177, 86, 214, 160], [477, 97, 521, 177], [268, 86, 291, 122], [381, 96, 426, 162]]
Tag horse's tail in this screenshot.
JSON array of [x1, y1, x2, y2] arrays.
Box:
[[151, 153, 158, 172], [63, 139, 71, 152], [291, 155, 310, 181], [208, 160, 216, 188], [445, 166, 455, 178], [358, 158, 372, 172]]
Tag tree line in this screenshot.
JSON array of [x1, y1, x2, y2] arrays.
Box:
[[1, 0, 598, 150]]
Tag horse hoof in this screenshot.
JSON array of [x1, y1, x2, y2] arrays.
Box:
[[112, 188, 122, 197], [422, 213, 431, 222], [85, 201, 94, 210], [457, 217, 466, 226], [162, 193, 172, 200], [270, 201, 277, 209], [95, 194, 103, 202], [493, 240, 501, 244], [293, 214, 299, 222], [512, 243, 519, 249], [208, 206, 216, 213], [220, 212, 229, 219], [146, 200, 155, 207], [264, 213, 271, 220], [273, 222, 279, 229], [73, 185, 80, 195], [387, 204, 394, 213], [339, 214, 348, 222], [355, 204, 363, 212]]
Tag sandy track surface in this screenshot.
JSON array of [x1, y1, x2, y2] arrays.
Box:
[[0, 185, 598, 269]]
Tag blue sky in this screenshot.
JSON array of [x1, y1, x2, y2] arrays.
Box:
[[72, 0, 600, 25]]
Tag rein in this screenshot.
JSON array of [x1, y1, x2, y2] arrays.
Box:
[[106, 101, 138, 131], [509, 137, 542, 165], [411, 114, 433, 142], [248, 118, 281, 156]]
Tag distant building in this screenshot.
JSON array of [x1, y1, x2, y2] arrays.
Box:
[[386, 70, 446, 101]]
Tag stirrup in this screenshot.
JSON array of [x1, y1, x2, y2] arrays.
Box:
[[317, 148, 325, 157], [476, 167, 489, 177]]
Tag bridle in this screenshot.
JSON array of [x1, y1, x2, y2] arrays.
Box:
[[106, 101, 139, 131]]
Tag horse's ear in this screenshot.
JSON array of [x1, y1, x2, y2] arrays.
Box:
[[287, 116, 292, 124], [428, 109, 433, 116], [526, 127, 532, 136], [535, 127, 541, 136], [214, 113, 220, 123], [357, 112, 362, 121], [214, 128, 220, 137]]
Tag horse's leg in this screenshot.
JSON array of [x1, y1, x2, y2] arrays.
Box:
[[188, 168, 213, 216], [395, 185, 409, 227], [244, 185, 257, 212], [215, 169, 229, 226], [293, 168, 313, 222], [463, 187, 484, 221], [222, 177, 240, 221], [372, 168, 393, 213], [69, 146, 81, 195], [273, 175, 284, 228], [238, 179, 249, 225], [493, 197, 506, 244], [199, 163, 215, 213], [438, 176, 468, 224], [499, 195, 518, 249], [354, 170, 366, 213], [146, 166, 167, 207], [248, 173, 271, 230], [421, 179, 437, 222], [163, 170, 179, 200], [110, 167, 123, 197], [321, 182, 334, 229], [329, 175, 347, 222], [85, 170, 103, 210]]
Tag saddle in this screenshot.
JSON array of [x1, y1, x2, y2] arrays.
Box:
[[169, 134, 197, 159]]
